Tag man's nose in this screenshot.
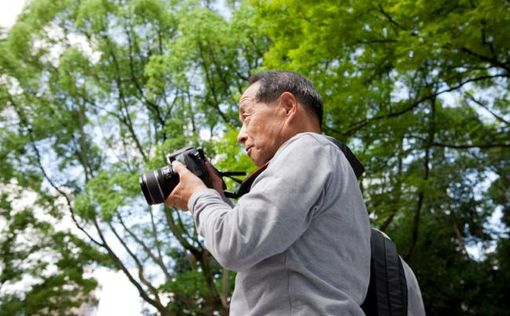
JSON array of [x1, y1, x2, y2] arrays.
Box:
[[237, 125, 247, 144]]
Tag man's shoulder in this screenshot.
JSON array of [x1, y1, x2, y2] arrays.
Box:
[[268, 132, 342, 171], [279, 132, 338, 153]]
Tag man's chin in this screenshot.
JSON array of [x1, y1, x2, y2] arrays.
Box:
[[250, 155, 262, 167], [249, 151, 274, 167], [252, 156, 269, 167]]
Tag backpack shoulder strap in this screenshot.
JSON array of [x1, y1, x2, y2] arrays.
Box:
[[325, 136, 365, 179], [362, 228, 408, 316]]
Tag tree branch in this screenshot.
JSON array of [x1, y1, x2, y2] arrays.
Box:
[[450, 211, 467, 255], [198, 250, 229, 316], [92, 218, 172, 316], [10, 97, 103, 248], [124, 22, 167, 130], [465, 92, 510, 126], [107, 220, 168, 314], [337, 73, 508, 137], [409, 135, 510, 149], [461, 47, 510, 74], [101, 33, 148, 161], [377, 4, 403, 35], [163, 208, 202, 258], [378, 138, 405, 232], [405, 96, 436, 260], [149, 206, 169, 277], [117, 213, 172, 280], [197, 40, 233, 127]]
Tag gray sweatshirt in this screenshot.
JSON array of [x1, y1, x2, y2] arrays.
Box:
[[188, 133, 371, 315]]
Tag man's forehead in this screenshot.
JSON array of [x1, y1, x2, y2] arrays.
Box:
[[238, 83, 259, 113], [240, 82, 260, 102], [239, 96, 254, 113]]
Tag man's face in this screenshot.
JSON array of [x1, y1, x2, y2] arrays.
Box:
[[237, 82, 287, 166]]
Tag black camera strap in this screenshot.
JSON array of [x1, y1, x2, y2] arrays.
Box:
[[216, 170, 246, 184], [224, 162, 269, 199], [214, 170, 249, 199]]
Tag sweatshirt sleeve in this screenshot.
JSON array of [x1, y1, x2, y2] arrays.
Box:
[[188, 134, 340, 271]]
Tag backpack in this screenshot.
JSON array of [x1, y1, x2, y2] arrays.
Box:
[[361, 228, 408, 316]]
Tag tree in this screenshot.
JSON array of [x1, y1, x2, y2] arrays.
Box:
[[253, 0, 509, 314], [0, 0, 264, 314], [0, 184, 106, 316], [2, 0, 509, 314]]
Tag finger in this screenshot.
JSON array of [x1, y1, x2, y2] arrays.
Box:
[[171, 160, 188, 175]]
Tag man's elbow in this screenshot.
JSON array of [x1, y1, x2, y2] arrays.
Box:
[[209, 246, 254, 272]]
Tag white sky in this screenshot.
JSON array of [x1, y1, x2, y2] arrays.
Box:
[[0, 1, 143, 315], [93, 269, 142, 316], [0, 0, 26, 29]]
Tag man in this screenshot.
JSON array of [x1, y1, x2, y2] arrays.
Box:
[[166, 71, 371, 315]]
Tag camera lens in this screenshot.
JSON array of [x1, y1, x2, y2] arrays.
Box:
[[139, 166, 179, 205]]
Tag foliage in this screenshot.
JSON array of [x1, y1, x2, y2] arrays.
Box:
[[0, 0, 508, 315], [253, 0, 510, 314], [0, 188, 106, 315], [0, 0, 264, 314]]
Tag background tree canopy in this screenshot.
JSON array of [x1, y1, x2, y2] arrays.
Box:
[[0, 0, 508, 315]]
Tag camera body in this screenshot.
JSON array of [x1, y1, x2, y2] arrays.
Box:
[[139, 147, 211, 205]]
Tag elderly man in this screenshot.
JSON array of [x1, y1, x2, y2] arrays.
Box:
[[166, 71, 371, 315]]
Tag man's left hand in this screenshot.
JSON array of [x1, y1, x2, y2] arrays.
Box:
[[165, 161, 207, 210]]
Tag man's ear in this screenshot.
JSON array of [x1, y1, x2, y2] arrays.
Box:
[[279, 92, 298, 117]]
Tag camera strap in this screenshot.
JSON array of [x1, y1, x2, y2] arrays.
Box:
[[222, 163, 268, 199], [213, 170, 248, 199], [216, 170, 246, 184]]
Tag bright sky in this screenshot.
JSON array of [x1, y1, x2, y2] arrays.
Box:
[[0, 0, 25, 29], [0, 1, 143, 315], [93, 269, 142, 316]]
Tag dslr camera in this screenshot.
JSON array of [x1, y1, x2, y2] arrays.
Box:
[[139, 147, 212, 205]]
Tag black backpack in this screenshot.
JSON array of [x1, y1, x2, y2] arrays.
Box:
[[232, 137, 409, 316], [361, 228, 408, 316]]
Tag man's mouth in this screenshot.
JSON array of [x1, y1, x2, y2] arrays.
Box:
[[245, 145, 253, 155]]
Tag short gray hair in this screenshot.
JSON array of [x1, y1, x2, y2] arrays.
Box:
[[248, 71, 323, 126]]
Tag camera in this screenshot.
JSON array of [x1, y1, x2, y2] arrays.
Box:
[[139, 147, 212, 205]]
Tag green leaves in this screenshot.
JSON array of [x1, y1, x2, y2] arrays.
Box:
[[253, 0, 509, 314], [74, 170, 139, 221], [1, 0, 508, 314], [1, 1, 263, 312], [0, 189, 100, 315]]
